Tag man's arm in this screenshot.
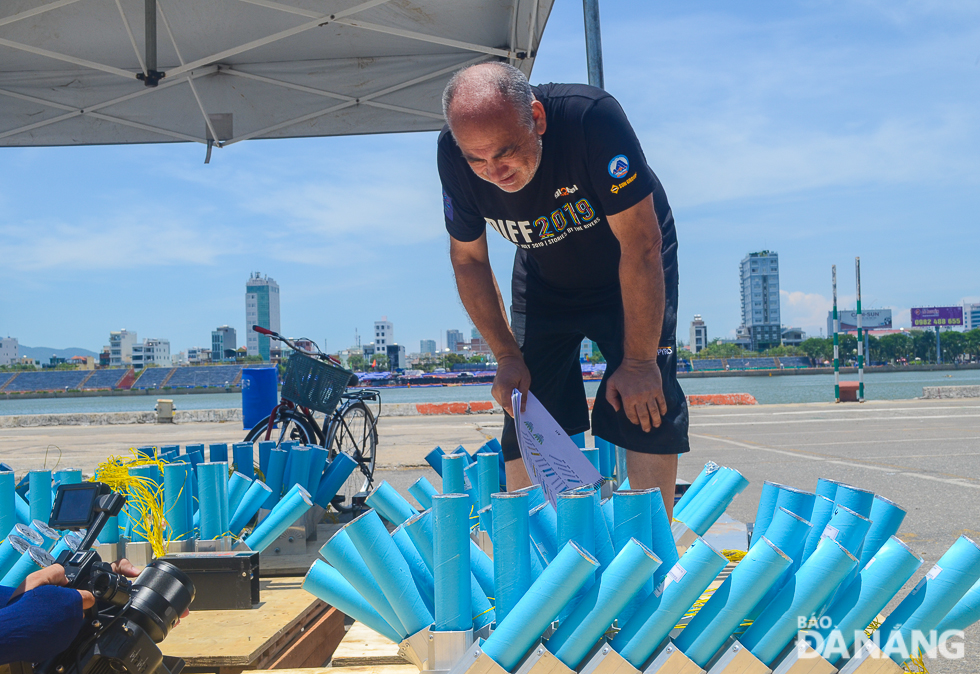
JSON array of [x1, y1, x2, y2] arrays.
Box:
[[605, 194, 667, 432], [449, 232, 530, 415]]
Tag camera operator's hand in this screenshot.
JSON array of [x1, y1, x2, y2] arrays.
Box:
[[14, 564, 96, 609], [111, 558, 141, 578]]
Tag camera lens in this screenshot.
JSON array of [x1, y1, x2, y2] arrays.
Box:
[[126, 560, 195, 643], [91, 568, 132, 608]]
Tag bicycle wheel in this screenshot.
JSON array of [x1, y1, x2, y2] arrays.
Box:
[[325, 401, 377, 513], [244, 409, 317, 458]]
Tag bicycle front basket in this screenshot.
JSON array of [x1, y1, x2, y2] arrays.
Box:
[[281, 353, 357, 415]]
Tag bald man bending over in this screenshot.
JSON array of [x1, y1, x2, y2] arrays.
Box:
[[437, 63, 688, 519]]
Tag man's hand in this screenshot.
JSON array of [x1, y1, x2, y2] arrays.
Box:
[[111, 558, 141, 578], [493, 354, 531, 416], [606, 357, 667, 432]]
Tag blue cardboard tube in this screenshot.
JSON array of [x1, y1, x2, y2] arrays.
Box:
[[14, 492, 30, 526], [0, 472, 15, 541], [937, 575, 980, 635], [673, 536, 794, 667], [163, 463, 194, 541], [366, 481, 419, 526], [197, 462, 229, 540], [258, 440, 276, 477], [860, 495, 907, 568], [263, 448, 288, 509], [432, 493, 471, 631], [28, 471, 52, 525], [549, 538, 662, 669], [481, 542, 599, 672], [818, 536, 922, 664], [741, 537, 858, 665], [614, 537, 729, 668], [315, 453, 357, 509], [285, 446, 311, 492], [1, 546, 53, 588], [321, 528, 407, 638], [345, 509, 433, 636], [233, 443, 254, 478], [529, 502, 559, 563], [476, 452, 499, 514], [492, 492, 532, 624], [675, 462, 721, 521], [392, 526, 436, 617], [424, 446, 446, 476], [441, 454, 466, 494], [244, 483, 312, 553], [558, 491, 596, 619], [408, 476, 438, 510], [749, 507, 812, 617], [304, 560, 403, 643], [208, 443, 228, 463], [229, 480, 272, 535], [878, 535, 980, 663], [0, 534, 33, 579], [678, 467, 749, 537], [30, 520, 59, 551], [227, 471, 253, 519], [815, 477, 840, 500], [306, 446, 330, 495], [802, 494, 836, 563], [833, 482, 874, 518]]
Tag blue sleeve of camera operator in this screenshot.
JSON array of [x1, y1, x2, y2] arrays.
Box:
[[0, 585, 84, 665]]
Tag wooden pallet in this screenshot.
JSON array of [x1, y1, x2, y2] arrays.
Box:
[[162, 577, 346, 674], [330, 622, 405, 667]]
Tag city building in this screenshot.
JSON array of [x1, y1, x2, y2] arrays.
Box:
[[689, 315, 708, 354], [246, 272, 281, 361], [580, 338, 592, 362], [212, 325, 237, 361], [131, 338, 171, 369], [738, 251, 781, 351], [447, 329, 464, 353], [187, 347, 211, 364], [386, 344, 406, 370], [420, 339, 436, 355], [0, 337, 17, 366], [965, 303, 980, 331], [781, 327, 806, 347], [375, 318, 393, 352], [108, 329, 137, 366]]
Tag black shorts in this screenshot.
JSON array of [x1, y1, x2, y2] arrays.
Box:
[[500, 304, 690, 462]]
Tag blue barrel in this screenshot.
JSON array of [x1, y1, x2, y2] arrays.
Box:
[[242, 367, 279, 430]]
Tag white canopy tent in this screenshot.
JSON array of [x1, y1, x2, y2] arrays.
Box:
[[0, 0, 556, 153]]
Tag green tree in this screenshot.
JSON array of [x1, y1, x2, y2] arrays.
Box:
[[243, 355, 264, 363], [696, 342, 751, 359], [347, 354, 366, 371], [591, 343, 606, 364], [964, 329, 980, 362], [878, 332, 914, 363], [800, 337, 832, 363], [941, 330, 967, 363]]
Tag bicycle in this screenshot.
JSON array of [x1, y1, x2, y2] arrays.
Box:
[[243, 326, 380, 513]]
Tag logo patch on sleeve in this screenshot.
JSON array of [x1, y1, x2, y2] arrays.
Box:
[[442, 189, 453, 221], [608, 154, 629, 178]]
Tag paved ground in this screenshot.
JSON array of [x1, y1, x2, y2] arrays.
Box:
[[2, 398, 979, 671]]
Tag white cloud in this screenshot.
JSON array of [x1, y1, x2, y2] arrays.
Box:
[[780, 290, 832, 336]]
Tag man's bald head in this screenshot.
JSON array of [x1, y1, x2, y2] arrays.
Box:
[[442, 62, 535, 134]]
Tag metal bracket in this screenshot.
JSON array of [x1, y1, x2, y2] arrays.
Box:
[[513, 644, 573, 674], [770, 642, 837, 674], [400, 627, 432, 671], [705, 641, 770, 674], [578, 641, 641, 674], [836, 642, 903, 674], [448, 641, 509, 674], [428, 629, 475, 674], [643, 641, 704, 674]]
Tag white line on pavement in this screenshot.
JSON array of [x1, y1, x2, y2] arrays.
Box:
[[692, 414, 980, 427], [692, 404, 980, 419], [691, 433, 980, 490]]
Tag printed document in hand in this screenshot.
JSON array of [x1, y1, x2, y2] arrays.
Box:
[[512, 389, 604, 509]]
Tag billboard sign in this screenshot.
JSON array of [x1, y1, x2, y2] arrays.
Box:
[[827, 309, 892, 334], [911, 306, 963, 328]]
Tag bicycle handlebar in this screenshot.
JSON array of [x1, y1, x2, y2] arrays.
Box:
[[252, 324, 335, 362]]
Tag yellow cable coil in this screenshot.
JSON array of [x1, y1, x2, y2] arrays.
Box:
[[90, 449, 181, 558]]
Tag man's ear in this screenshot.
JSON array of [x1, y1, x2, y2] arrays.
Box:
[[531, 100, 547, 135]]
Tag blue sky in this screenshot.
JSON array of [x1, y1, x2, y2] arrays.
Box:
[[2, 0, 978, 355]]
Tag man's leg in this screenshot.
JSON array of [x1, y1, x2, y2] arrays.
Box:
[[627, 451, 678, 521], [499, 310, 591, 492]]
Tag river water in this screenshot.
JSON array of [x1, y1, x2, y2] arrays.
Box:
[[1, 369, 977, 416]]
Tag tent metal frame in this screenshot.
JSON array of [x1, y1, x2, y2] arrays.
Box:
[[0, 0, 547, 148]]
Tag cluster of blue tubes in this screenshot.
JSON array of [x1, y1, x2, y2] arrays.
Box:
[[300, 456, 980, 674], [0, 440, 358, 558]]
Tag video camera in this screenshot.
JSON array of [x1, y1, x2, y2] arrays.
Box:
[[30, 482, 196, 674]]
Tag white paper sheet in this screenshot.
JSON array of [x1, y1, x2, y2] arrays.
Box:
[[512, 389, 604, 508]]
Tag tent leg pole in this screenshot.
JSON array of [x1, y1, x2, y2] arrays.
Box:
[[582, 0, 604, 89]]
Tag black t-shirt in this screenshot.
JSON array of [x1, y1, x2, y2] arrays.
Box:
[[438, 83, 678, 341]]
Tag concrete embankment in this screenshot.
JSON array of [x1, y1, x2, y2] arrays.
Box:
[[922, 385, 980, 399], [0, 393, 758, 428]]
